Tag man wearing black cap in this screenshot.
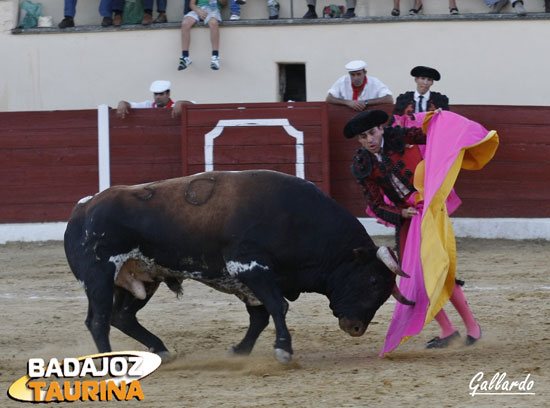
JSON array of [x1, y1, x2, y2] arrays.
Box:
[[345, 109, 425, 256], [393, 66, 449, 118], [346, 109, 482, 349]]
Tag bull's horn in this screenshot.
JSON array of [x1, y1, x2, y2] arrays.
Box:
[[392, 285, 416, 306], [376, 247, 410, 278]]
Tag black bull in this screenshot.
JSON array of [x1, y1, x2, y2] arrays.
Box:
[[64, 170, 414, 363]]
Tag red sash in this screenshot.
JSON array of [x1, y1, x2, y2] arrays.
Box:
[[352, 78, 367, 100], [153, 99, 174, 108]]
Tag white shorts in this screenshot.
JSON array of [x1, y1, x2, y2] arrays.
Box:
[[185, 6, 222, 24]]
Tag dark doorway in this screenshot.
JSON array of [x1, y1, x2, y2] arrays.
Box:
[[278, 63, 306, 102]]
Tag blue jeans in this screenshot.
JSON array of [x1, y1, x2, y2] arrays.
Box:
[[143, 0, 167, 12], [230, 0, 241, 14], [64, 0, 114, 18]]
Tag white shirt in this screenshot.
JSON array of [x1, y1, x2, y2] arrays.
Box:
[[414, 90, 431, 113], [328, 75, 393, 100], [129, 100, 155, 109], [129, 99, 196, 109]]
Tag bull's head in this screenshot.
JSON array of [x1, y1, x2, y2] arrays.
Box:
[[331, 246, 414, 337]]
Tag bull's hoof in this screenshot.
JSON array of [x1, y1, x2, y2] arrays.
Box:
[[274, 348, 292, 364], [155, 350, 173, 363], [227, 345, 251, 357]]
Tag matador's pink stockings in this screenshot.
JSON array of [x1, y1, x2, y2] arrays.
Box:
[[434, 284, 481, 339]]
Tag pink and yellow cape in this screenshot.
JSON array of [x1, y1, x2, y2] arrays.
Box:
[[380, 110, 499, 356]]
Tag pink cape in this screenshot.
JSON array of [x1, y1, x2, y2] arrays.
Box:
[[380, 111, 499, 355]]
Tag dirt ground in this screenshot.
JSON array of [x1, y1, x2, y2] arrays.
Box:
[[1, 237, 549, 408]]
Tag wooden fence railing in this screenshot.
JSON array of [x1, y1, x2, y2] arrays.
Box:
[[1, 103, 548, 223]]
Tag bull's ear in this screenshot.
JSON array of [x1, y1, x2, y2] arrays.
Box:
[[353, 247, 378, 264]]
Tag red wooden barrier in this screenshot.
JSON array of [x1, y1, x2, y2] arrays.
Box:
[[181, 102, 330, 194], [0, 110, 98, 223], [1, 103, 549, 223]]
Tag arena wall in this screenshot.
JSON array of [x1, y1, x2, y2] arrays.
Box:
[[2, 1, 550, 112], [1, 103, 549, 227]]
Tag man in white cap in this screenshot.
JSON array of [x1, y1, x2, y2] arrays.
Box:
[[326, 60, 393, 112], [116, 80, 194, 119]]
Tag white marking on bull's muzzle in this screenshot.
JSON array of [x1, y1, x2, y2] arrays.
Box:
[[225, 261, 269, 277]]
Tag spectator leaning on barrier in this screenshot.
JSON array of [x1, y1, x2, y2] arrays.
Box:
[[303, 0, 356, 18], [487, 0, 527, 15], [393, 66, 449, 122], [178, 0, 227, 71], [58, 0, 125, 28], [142, 0, 168, 24], [326, 60, 393, 112], [228, 0, 280, 21], [116, 80, 195, 119]]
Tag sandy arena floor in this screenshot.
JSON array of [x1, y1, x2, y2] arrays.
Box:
[[1, 237, 549, 407]]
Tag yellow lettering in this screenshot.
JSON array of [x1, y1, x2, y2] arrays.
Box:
[[107, 380, 127, 401], [125, 380, 144, 400], [28, 381, 46, 402], [64, 381, 81, 402], [45, 382, 64, 402], [100, 380, 107, 401], [82, 380, 99, 401]]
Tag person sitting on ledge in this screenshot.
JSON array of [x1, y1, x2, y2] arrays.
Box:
[[58, 0, 124, 28], [142, 0, 168, 24], [391, 0, 459, 16], [303, 0, 357, 18], [486, 0, 527, 16]]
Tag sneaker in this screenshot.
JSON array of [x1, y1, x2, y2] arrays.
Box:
[[343, 8, 356, 18], [58, 16, 74, 29], [513, 1, 527, 15], [268, 0, 280, 19], [303, 9, 318, 18], [210, 55, 220, 70], [178, 56, 192, 71], [101, 17, 113, 26], [230, 14, 241, 20], [489, 0, 507, 13]]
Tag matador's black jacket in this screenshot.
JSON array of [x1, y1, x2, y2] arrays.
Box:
[[393, 91, 450, 117], [351, 126, 426, 227]]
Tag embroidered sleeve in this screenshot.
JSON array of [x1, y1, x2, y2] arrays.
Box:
[[430, 92, 450, 111], [362, 178, 402, 227], [393, 92, 414, 116], [403, 126, 426, 145]]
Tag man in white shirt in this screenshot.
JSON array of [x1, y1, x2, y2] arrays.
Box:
[[116, 80, 194, 119], [326, 60, 394, 112]]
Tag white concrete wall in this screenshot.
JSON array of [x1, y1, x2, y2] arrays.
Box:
[[2, 0, 550, 111], [3, 218, 550, 243]]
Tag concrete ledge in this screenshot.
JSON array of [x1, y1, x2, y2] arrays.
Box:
[[12, 12, 550, 35], [2, 218, 549, 244], [0, 222, 68, 244]]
